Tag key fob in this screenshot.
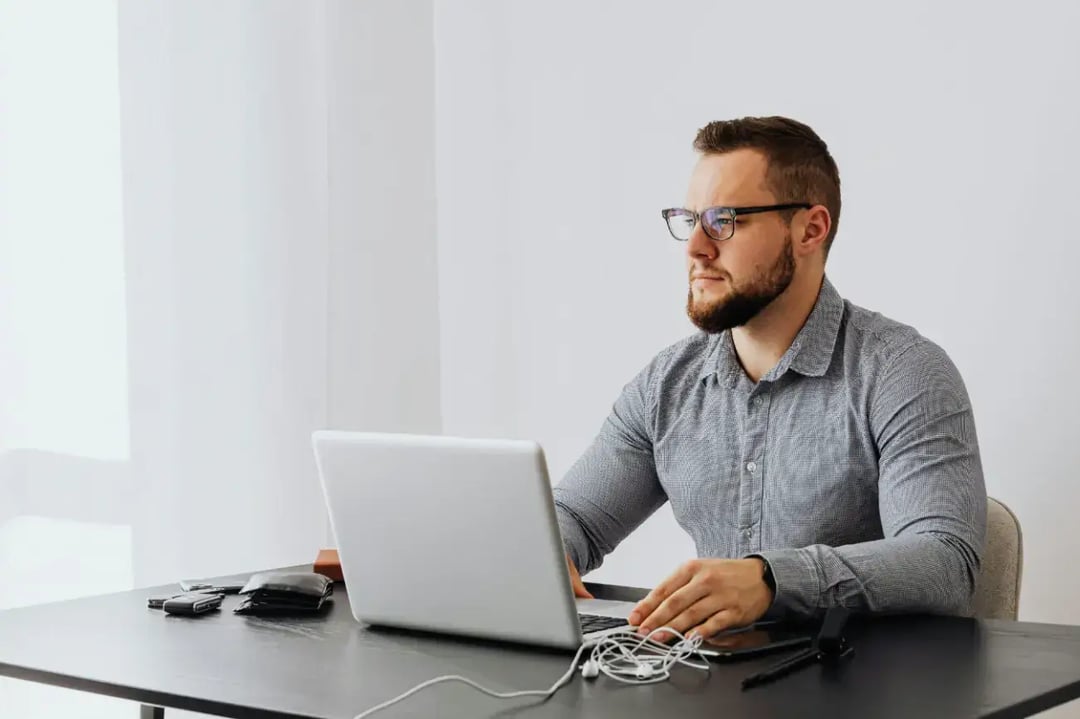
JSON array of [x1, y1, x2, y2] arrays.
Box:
[[148, 594, 183, 609], [162, 592, 224, 616]]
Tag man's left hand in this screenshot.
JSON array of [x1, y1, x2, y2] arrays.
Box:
[[628, 558, 774, 640]]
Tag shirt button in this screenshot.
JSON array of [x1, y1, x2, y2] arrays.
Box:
[[744, 528, 753, 538], [746, 461, 757, 473], [752, 397, 762, 406]]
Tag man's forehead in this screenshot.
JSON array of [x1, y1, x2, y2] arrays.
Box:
[[685, 150, 771, 208]]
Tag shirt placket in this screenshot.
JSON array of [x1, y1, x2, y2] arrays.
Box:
[[739, 380, 771, 554]]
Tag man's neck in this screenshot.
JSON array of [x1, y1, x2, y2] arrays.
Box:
[[731, 272, 825, 383]]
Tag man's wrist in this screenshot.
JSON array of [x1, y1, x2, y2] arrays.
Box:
[[749, 556, 776, 602], [750, 548, 825, 619]]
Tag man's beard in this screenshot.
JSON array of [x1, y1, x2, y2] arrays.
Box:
[[686, 240, 795, 334]]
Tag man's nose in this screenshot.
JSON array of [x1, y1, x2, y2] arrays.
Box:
[[686, 221, 717, 261]]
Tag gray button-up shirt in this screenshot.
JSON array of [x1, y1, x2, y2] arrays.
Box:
[[554, 278, 986, 618]]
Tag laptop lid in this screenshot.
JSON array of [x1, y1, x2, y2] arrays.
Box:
[[312, 430, 584, 649]]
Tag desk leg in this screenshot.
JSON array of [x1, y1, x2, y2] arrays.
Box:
[[140, 705, 164, 719]]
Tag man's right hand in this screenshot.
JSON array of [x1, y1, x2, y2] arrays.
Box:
[[567, 555, 594, 599]]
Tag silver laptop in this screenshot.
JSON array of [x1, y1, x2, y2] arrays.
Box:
[[312, 430, 636, 649]]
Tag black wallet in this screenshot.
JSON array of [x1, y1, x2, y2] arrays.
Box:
[[233, 571, 333, 615]]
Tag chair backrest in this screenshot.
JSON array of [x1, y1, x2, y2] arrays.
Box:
[[972, 497, 1023, 620]]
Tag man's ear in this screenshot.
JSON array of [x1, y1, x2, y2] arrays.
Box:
[[795, 205, 831, 257]]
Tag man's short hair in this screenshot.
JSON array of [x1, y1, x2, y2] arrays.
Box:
[[694, 116, 842, 255]]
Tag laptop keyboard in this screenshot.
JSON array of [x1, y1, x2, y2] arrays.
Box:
[[579, 613, 629, 634]]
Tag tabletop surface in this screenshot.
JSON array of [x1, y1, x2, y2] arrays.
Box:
[[1, 573, 1079, 718]]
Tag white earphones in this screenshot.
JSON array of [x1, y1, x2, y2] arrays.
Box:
[[635, 663, 656, 680], [578, 628, 709, 685]]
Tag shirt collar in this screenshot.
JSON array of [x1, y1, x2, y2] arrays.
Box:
[[698, 330, 740, 387], [783, 276, 844, 378], [698, 277, 844, 385]]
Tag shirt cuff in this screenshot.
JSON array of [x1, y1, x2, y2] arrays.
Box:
[[749, 548, 822, 619]]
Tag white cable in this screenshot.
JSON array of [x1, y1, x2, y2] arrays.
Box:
[[352, 627, 710, 719], [353, 643, 590, 719]]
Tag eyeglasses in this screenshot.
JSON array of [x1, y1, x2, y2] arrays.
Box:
[[661, 203, 812, 242]]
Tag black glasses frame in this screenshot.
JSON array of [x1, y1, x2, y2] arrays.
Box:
[[661, 203, 813, 242]]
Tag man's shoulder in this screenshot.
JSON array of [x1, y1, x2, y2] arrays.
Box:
[[650, 331, 715, 376], [840, 299, 960, 379], [624, 332, 714, 395]]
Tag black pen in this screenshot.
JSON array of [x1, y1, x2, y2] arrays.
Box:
[[741, 648, 821, 689]]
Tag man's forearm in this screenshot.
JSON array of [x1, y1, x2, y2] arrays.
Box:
[[756, 532, 980, 618], [554, 495, 619, 575]]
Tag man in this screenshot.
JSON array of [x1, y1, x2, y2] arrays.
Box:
[[553, 116, 986, 641]]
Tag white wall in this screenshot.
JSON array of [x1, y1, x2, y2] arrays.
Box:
[[325, 0, 441, 436], [435, 0, 1080, 628]]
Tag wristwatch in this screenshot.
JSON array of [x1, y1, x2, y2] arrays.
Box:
[[760, 557, 777, 597]]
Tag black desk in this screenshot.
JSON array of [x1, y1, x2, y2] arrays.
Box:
[[2, 572, 1080, 718]]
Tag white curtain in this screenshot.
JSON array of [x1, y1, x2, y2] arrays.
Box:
[[1, 1, 335, 715], [1, 0, 134, 610], [116, 0, 331, 587]]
